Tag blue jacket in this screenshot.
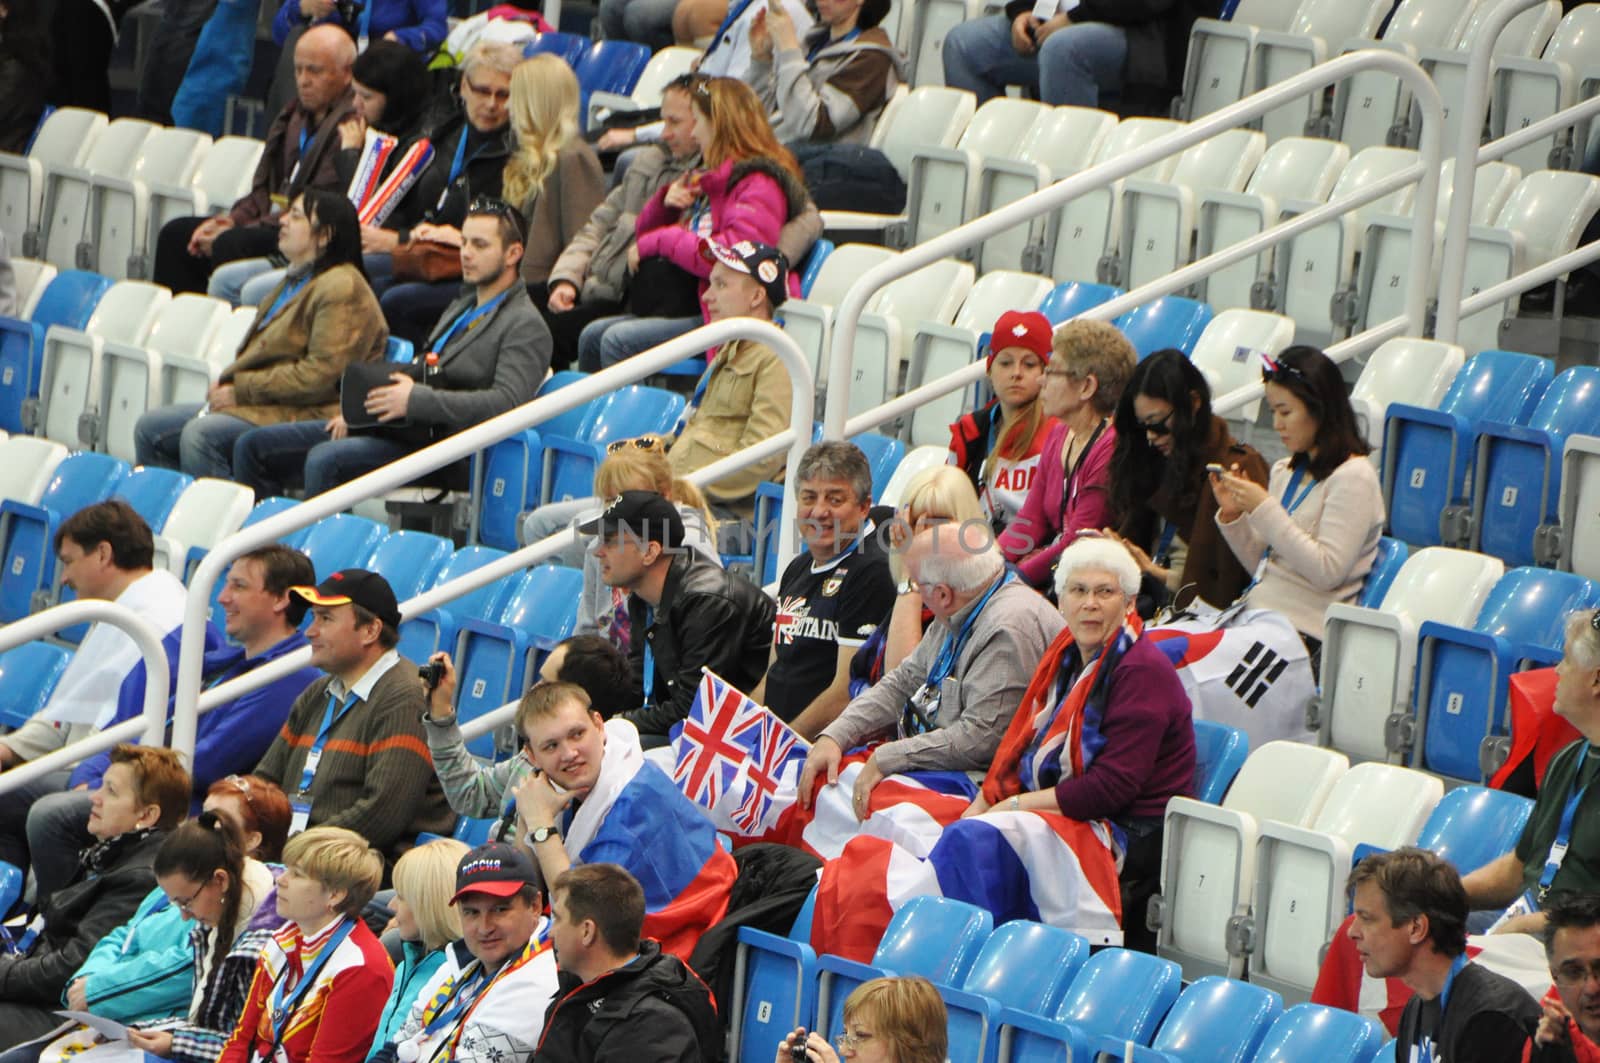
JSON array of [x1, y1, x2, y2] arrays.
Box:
[[70, 631, 319, 799], [272, 0, 447, 52], [365, 938, 453, 1060], [69, 887, 194, 1024]]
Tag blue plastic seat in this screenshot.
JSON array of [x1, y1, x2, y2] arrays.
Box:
[[453, 563, 583, 756], [1472, 365, 1600, 566], [297, 514, 387, 586], [115, 465, 192, 531], [0, 860, 22, 920], [0, 640, 70, 729], [816, 897, 993, 1042], [1192, 720, 1249, 804], [799, 239, 835, 298], [852, 432, 905, 503], [1251, 1003, 1386, 1063], [996, 948, 1182, 1063], [0, 269, 110, 432], [1114, 296, 1215, 359], [523, 31, 590, 66], [1038, 282, 1124, 325], [542, 385, 686, 503], [477, 371, 601, 549], [362, 530, 453, 602], [238, 496, 310, 548], [398, 546, 511, 665], [1383, 350, 1552, 547], [1089, 976, 1280, 1063], [733, 910, 819, 1063], [1413, 785, 1534, 876], [385, 336, 414, 364], [452, 816, 496, 846], [573, 40, 652, 128], [1358, 536, 1408, 608], [939, 922, 1089, 1063], [1415, 566, 1600, 779], [1369, 1040, 1398, 1063], [0, 451, 126, 622]]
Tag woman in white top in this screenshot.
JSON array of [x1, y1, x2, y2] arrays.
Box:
[[1212, 345, 1386, 654]]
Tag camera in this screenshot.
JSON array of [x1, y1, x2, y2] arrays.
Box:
[[789, 1033, 809, 1063], [334, 0, 364, 25], [418, 660, 445, 691]]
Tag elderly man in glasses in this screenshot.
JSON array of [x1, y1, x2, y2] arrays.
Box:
[[234, 196, 550, 497]]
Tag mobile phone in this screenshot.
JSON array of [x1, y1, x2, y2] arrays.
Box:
[[790, 1033, 810, 1063], [1205, 463, 1226, 475]]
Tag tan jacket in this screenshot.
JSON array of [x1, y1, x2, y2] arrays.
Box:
[[669, 338, 792, 504], [517, 141, 607, 287], [221, 263, 387, 426]]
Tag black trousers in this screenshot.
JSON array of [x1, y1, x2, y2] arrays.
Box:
[[1120, 815, 1165, 954], [527, 280, 623, 373], [152, 217, 279, 294]]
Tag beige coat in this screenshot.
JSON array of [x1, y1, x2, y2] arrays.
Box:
[[669, 338, 792, 504], [517, 140, 608, 287]]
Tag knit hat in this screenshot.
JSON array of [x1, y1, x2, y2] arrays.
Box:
[[985, 309, 1054, 369]]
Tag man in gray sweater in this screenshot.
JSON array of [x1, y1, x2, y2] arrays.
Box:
[[233, 197, 552, 496]]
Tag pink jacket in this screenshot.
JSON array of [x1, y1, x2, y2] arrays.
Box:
[[634, 157, 806, 317], [999, 420, 1119, 589]]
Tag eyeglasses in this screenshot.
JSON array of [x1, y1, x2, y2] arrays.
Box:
[[1064, 583, 1123, 602], [1591, 608, 1600, 633], [1260, 352, 1308, 387], [1555, 959, 1600, 987], [835, 1030, 876, 1053], [468, 196, 526, 246], [1043, 367, 1077, 379], [223, 774, 256, 811], [1137, 410, 1174, 437], [606, 436, 665, 455], [463, 78, 511, 104], [172, 878, 210, 915]]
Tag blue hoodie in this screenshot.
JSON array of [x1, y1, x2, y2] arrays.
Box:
[[68, 888, 194, 1023]]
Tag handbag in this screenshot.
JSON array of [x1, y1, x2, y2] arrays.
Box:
[[392, 238, 462, 283], [627, 255, 702, 319]]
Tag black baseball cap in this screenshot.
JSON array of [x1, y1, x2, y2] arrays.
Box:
[[450, 842, 538, 904], [701, 238, 789, 308], [289, 568, 402, 630], [576, 490, 685, 550]]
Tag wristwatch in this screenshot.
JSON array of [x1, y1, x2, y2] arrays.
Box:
[[529, 825, 561, 845]]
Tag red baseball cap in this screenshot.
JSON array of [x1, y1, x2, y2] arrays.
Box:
[[986, 310, 1054, 369]]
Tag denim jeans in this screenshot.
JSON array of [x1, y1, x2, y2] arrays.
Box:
[[576, 314, 701, 371], [208, 255, 276, 306], [520, 495, 602, 567], [942, 14, 1128, 108], [134, 403, 254, 479], [233, 252, 396, 308]]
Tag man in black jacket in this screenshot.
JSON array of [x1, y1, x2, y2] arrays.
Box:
[[581, 491, 775, 749], [537, 863, 718, 1063]]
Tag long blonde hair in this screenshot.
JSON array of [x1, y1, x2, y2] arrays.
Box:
[[502, 54, 581, 210], [391, 839, 469, 952], [593, 441, 715, 533]]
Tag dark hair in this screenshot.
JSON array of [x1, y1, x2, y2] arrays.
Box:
[[856, 0, 893, 29], [1347, 847, 1468, 957], [661, 72, 710, 99], [350, 602, 401, 649], [55, 499, 154, 571], [300, 189, 367, 280], [108, 744, 191, 830], [156, 812, 248, 972], [1544, 892, 1600, 958], [1108, 349, 1215, 534], [549, 635, 633, 716], [351, 39, 431, 138], [1262, 345, 1370, 480], [236, 545, 316, 627], [797, 440, 873, 508], [205, 774, 292, 862], [553, 863, 645, 955], [465, 196, 528, 250]]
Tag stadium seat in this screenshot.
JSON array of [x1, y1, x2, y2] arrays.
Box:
[[163, 305, 253, 408], [1413, 567, 1598, 780], [572, 40, 652, 130], [905, 0, 976, 87], [1418, 1, 1559, 148], [1329, 0, 1482, 154], [145, 137, 262, 245], [39, 119, 158, 272], [0, 449, 124, 622], [99, 293, 230, 462], [83, 126, 210, 279], [1357, 536, 1408, 609], [586, 44, 698, 128], [359, 529, 452, 602], [996, 948, 1182, 1063], [113, 464, 191, 531], [384, 337, 413, 364], [851, 433, 905, 502], [540, 385, 686, 503], [730, 914, 819, 1063], [1413, 785, 1534, 877], [451, 816, 496, 846], [13, 258, 56, 318], [1114, 295, 1216, 358], [150, 477, 253, 577], [898, 98, 1049, 250], [297, 514, 387, 588], [1087, 975, 1281, 1063], [0, 107, 106, 256], [1248, 0, 1392, 143], [1250, 1003, 1386, 1063], [820, 86, 976, 236], [34, 279, 170, 448], [1316, 546, 1504, 765], [1038, 281, 1124, 325], [815, 896, 993, 1042], [523, 31, 590, 66], [781, 244, 898, 386], [844, 257, 975, 420], [798, 239, 835, 299], [939, 922, 1089, 1063], [878, 445, 951, 508], [1177, 0, 1303, 121], [1188, 308, 1296, 423], [1491, 5, 1600, 174], [239, 496, 310, 549], [1383, 349, 1552, 548], [976, 106, 1117, 275], [398, 545, 512, 665], [0, 268, 111, 433], [1150, 741, 1350, 981], [479, 371, 603, 548], [1192, 720, 1250, 804], [1194, 136, 1349, 313], [1349, 338, 1465, 452], [1243, 763, 1442, 1000], [0, 640, 71, 730]]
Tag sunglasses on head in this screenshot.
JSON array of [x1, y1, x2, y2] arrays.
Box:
[[468, 196, 525, 245], [1260, 352, 1308, 387], [607, 436, 665, 455]]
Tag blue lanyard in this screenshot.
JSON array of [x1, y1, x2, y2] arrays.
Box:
[[641, 605, 656, 707], [1280, 465, 1316, 515], [268, 920, 355, 1048], [261, 276, 310, 328], [299, 690, 358, 793], [705, 0, 759, 57], [808, 27, 859, 62], [429, 290, 509, 357], [1417, 953, 1469, 1062], [446, 130, 482, 189], [1153, 520, 1178, 567], [356, 0, 372, 43], [298, 125, 312, 159], [673, 357, 717, 437], [928, 572, 1013, 688], [1539, 743, 1593, 899]]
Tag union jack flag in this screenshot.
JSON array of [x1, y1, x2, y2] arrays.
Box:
[[731, 711, 805, 833], [673, 670, 768, 808]]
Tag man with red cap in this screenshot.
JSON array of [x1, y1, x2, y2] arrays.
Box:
[[948, 309, 1061, 535], [370, 841, 559, 1063]]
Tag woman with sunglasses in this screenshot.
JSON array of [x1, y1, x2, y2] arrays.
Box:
[[778, 976, 947, 1063], [1213, 345, 1384, 657], [1104, 349, 1268, 615]]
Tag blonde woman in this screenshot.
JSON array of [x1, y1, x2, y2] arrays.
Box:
[[779, 976, 948, 1063], [503, 55, 606, 286], [364, 840, 468, 1061]]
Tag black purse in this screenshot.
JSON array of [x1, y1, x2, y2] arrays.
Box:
[[627, 255, 703, 319]]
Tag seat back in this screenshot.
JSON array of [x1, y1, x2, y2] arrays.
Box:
[[1147, 976, 1282, 1063], [42, 119, 158, 269], [961, 921, 1088, 1016], [1046, 118, 1183, 284], [1435, 159, 1522, 230], [157, 477, 254, 572], [1242, 137, 1349, 203], [113, 465, 192, 530], [523, 31, 590, 66], [536, 369, 602, 439], [1169, 129, 1266, 197], [1189, 308, 1297, 421], [1039, 281, 1124, 324], [573, 40, 652, 122], [878, 445, 951, 508], [951, 271, 1054, 333], [1222, 740, 1349, 822], [1494, 170, 1600, 270], [804, 244, 898, 308], [855, 258, 974, 416], [12, 257, 56, 318], [1192, 720, 1250, 804], [545, 384, 685, 502], [872, 896, 993, 985], [396, 545, 511, 664], [1311, 762, 1443, 847], [1358, 536, 1409, 608], [956, 97, 1047, 160], [0, 436, 69, 506], [82, 279, 171, 345], [0, 108, 105, 251], [977, 106, 1117, 273], [239, 496, 309, 549], [0, 640, 71, 730], [1114, 296, 1215, 358], [297, 514, 387, 581], [191, 137, 265, 214], [1054, 948, 1182, 1042], [799, 239, 835, 298], [362, 530, 453, 602], [625, 45, 699, 107], [872, 87, 976, 179], [850, 433, 905, 503], [1350, 338, 1465, 447], [1251, 1004, 1386, 1063], [1380, 0, 1481, 48], [0, 269, 110, 433], [1415, 785, 1534, 876]]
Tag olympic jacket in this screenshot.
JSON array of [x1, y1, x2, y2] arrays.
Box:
[[67, 888, 192, 1023], [364, 939, 453, 1061]]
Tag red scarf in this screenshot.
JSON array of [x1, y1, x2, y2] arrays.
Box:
[[1524, 985, 1600, 1063]]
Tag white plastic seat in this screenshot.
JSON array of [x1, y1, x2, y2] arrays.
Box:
[[152, 477, 256, 576], [1492, 6, 1600, 174], [1189, 308, 1297, 423], [1250, 0, 1391, 143], [147, 137, 264, 245], [1315, 546, 1504, 764], [165, 306, 256, 408], [12, 257, 56, 319], [780, 243, 898, 388], [39, 119, 159, 271], [0, 108, 106, 256], [1152, 741, 1350, 981], [1330, 0, 1482, 153], [820, 86, 976, 234], [1118, 128, 1266, 292], [1245, 763, 1443, 1000], [878, 445, 953, 507], [85, 127, 210, 280], [1042, 117, 1185, 285], [902, 97, 1049, 250], [1177, 0, 1303, 120], [100, 294, 231, 463], [976, 106, 1117, 274], [904, 270, 1054, 447], [851, 258, 975, 418], [0, 436, 69, 506], [1559, 433, 1600, 579], [586, 45, 699, 127], [1195, 136, 1349, 311], [1420, 0, 1560, 148], [1349, 338, 1466, 449], [33, 280, 171, 449], [906, 0, 978, 87]]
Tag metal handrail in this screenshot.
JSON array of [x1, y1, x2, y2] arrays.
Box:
[[822, 48, 1447, 439], [156, 319, 814, 767], [0, 600, 170, 793]]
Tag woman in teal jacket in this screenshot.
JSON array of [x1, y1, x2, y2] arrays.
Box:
[[365, 839, 469, 1059]]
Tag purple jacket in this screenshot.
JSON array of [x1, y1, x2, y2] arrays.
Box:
[[999, 421, 1118, 589], [1054, 635, 1195, 823]]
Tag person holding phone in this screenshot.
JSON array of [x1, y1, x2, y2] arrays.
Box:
[[747, 0, 905, 146], [776, 976, 948, 1063]]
